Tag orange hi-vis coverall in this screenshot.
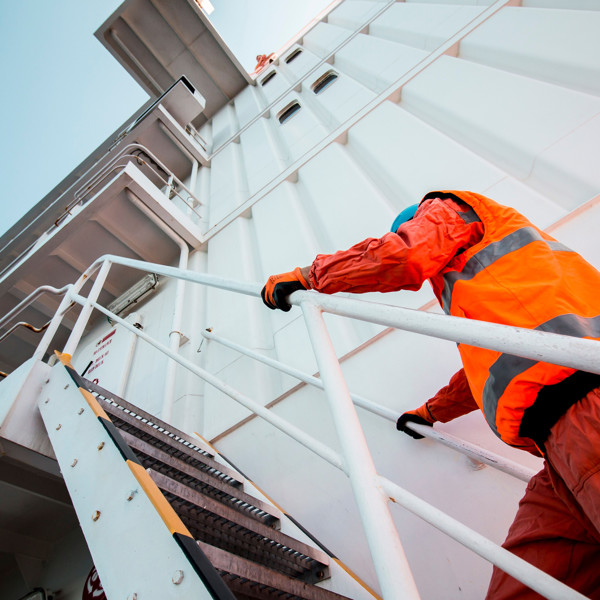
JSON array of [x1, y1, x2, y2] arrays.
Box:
[[308, 191, 600, 598]]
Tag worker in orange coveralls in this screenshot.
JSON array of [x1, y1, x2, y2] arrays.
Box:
[[260, 191, 600, 599], [253, 53, 275, 74]]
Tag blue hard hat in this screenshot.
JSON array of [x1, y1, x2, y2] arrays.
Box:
[[391, 204, 419, 232]]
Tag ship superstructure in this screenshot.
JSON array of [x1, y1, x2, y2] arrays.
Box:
[[0, 1, 599, 598]]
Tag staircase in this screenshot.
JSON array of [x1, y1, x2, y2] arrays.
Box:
[[39, 356, 354, 600]]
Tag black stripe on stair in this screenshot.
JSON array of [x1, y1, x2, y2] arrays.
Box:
[[98, 416, 140, 464], [174, 532, 236, 600]]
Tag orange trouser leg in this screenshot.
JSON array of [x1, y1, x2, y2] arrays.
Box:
[[486, 388, 600, 600], [545, 387, 600, 536]]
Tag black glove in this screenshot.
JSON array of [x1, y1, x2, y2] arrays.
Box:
[[396, 412, 433, 440], [261, 268, 309, 312]]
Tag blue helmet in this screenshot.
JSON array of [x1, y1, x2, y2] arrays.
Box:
[[391, 203, 419, 232]]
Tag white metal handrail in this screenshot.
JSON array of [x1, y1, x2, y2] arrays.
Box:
[[57, 144, 203, 225], [0, 285, 70, 332], [25, 254, 597, 600], [60, 254, 600, 375], [201, 328, 537, 483]]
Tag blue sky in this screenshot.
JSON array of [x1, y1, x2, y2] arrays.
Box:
[[0, 0, 331, 235]]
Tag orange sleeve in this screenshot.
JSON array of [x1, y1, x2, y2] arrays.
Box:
[[308, 197, 483, 294], [426, 369, 479, 423]]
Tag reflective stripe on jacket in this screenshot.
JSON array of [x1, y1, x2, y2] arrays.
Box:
[[426, 191, 600, 451]]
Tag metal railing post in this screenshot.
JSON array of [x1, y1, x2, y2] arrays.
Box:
[[33, 291, 75, 362], [32, 261, 107, 362], [301, 302, 420, 600], [62, 260, 112, 357]]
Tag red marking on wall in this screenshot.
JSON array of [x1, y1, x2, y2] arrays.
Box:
[[97, 329, 116, 346]]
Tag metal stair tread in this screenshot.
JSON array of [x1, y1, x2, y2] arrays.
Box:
[[94, 394, 244, 487], [198, 541, 351, 600], [149, 469, 330, 583], [120, 429, 282, 526], [84, 378, 212, 456]]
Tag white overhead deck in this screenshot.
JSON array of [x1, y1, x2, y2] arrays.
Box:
[[95, 0, 253, 124]]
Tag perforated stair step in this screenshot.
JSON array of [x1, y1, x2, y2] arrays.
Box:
[[150, 469, 330, 584], [198, 542, 351, 600], [85, 380, 243, 487], [120, 430, 281, 527]]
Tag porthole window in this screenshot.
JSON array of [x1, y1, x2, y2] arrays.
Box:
[[285, 48, 302, 64], [260, 71, 277, 86], [311, 70, 338, 94], [277, 101, 301, 124]]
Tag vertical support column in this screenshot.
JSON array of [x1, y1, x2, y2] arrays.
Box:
[[33, 261, 106, 361], [125, 190, 190, 424], [301, 302, 420, 600], [33, 292, 75, 362], [62, 260, 112, 357], [189, 158, 199, 214], [161, 243, 189, 424]]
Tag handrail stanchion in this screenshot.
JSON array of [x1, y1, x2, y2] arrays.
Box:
[[33, 292, 75, 362], [301, 301, 421, 600], [32, 260, 105, 362], [63, 260, 112, 357]]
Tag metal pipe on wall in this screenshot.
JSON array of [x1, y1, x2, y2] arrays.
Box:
[[125, 190, 189, 424], [0, 285, 70, 332], [117, 312, 144, 398]]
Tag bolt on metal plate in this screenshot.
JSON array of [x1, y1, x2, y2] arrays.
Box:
[[172, 570, 184, 585]]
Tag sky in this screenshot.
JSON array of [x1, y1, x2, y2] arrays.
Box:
[[0, 0, 332, 236]]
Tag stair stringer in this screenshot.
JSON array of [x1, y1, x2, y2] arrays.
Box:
[[38, 356, 235, 600]]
